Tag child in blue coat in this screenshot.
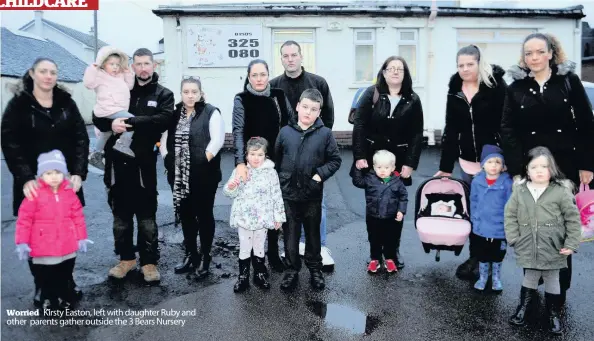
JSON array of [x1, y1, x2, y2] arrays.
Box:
[[470, 145, 513, 291]]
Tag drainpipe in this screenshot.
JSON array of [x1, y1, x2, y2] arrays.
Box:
[[424, 0, 438, 146], [176, 14, 183, 102], [575, 19, 582, 78]]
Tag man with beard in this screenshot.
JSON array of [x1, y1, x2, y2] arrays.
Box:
[[93, 48, 174, 284]]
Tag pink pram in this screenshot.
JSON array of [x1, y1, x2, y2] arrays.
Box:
[[414, 176, 471, 261]]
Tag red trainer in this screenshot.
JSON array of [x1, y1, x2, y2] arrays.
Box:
[[385, 260, 397, 273], [367, 260, 380, 273]]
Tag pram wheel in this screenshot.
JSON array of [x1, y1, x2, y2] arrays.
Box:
[[435, 250, 441, 262], [454, 246, 462, 256], [422, 243, 430, 254]]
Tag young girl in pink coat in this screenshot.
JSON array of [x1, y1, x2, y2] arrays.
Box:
[[84, 46, 135, 168], [15, 150, 92, 312]]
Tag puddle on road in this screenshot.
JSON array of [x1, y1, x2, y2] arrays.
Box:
[[306, 300, 381, 335]]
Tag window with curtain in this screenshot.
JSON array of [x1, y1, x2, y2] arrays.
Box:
[[354, 29, 376, 83], [396, 30, 418, 81], [272, 29, 316, 78]]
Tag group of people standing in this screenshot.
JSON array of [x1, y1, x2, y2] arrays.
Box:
[[2, 31, 592, 335]]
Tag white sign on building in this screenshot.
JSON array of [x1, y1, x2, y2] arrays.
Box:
[[186, 24, 263, 67]]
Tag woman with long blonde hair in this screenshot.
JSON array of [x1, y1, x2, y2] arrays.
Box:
[[435, 44, 508, 280]]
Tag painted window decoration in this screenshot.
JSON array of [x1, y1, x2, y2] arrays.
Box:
[[187, 24, 263, 67], [354, 29, 376, 83], [272, 29, 316, 77]]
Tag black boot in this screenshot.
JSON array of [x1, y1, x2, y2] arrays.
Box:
[[267, 230, 285, 273], [233, 258, 251, 293], [28, 259, 42, 308], [195, 255, 211, 280], [310, 269, 325, 290], [174, 250, 200, 274], [546, 293, 563, 335], [252, 256, 271, 290], [509, 286, 537, 326], [456, 257, 479, 280], [280, 272, 299, 292]]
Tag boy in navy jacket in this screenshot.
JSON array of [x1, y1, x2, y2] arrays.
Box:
[[470, 144, 513, 291], [275, 89, 341, 292], [352, 150, 408, 274]]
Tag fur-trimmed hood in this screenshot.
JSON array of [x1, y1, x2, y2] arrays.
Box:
[[513, 177, 575, 193], [94, 45, 129, 67], [448, 64, 506, 93], [507, 60, 576, 81]]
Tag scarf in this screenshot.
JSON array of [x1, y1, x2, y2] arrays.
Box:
[[246, 83, 271, 97], [173, 106, 194, 225]]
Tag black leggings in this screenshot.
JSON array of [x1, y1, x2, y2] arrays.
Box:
[[35, 257, 76, 303], [179, 183, 218, 256]]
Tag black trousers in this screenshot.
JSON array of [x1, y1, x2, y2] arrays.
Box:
[[35, 257, 76, 303], [283, 200, 323, 273], [366, 217, 403, 261], [474, 236, 506, 263], [179, 183, 218, 256]]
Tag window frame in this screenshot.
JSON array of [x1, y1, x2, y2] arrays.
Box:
[[353, 28, 376, 84], [272, 28, 317, 78], [395, 29, 419, 82]]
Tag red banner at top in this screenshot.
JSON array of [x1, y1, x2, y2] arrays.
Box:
[[0, 0, 98, 10]]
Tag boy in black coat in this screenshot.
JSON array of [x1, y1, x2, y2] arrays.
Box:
[[352, 150, 408, 274], [274, 89, 342, 291]]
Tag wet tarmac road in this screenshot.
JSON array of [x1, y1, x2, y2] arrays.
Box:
[[2, 134, 593, 340]]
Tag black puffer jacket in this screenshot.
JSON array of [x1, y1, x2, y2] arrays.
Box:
[[274, 117, 342, 202], [439, 65, 507, 173], [352, 168, 408, 219], [501, 62, 594, 184], [352, 85, 424, 170], [1, 85, 89, 216]]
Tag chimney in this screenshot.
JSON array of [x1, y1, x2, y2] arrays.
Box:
[[34, 10, 43, 38]]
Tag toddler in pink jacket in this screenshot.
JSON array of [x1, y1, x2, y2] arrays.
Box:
[[84, 46, 135, 168], [15, 150, 92, 312]]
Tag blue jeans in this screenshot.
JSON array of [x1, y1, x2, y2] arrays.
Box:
[[300, 191, 327, 246]]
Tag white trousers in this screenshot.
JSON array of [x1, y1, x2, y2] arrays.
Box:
[[238, 228, 268, 260]]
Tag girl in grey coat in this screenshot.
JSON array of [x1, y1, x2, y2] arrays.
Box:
[[504, 146, 581, 335]]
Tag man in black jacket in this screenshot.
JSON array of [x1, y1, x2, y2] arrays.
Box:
[[270, 40, 336, 271], [93, 48, 174, 285], [275, 89, 341, 291]]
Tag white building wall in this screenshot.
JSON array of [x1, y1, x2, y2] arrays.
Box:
[[22, 24, 93, 64], [160, 14, 579, 138], [1, 77, 97, 124]]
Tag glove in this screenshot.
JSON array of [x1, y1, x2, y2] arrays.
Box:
[[15, 244, 32, 261], [78, 239, 94, 253]]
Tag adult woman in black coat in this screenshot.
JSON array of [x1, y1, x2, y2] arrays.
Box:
[[435, 45, 508, 280], [161, 77, 225, 280], [501, 33, 594, 303], [231, 59, 293, 272], [352, 55, 424, 269], [1, 57, 89, 306]]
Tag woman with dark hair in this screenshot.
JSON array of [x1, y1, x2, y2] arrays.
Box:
[[501, 32, 594, 304], [351, 55, 424, 270], [232, 59, 293, 272], [435, 45, 508, 281], [1, 57, 89, 307], [161, 77, 224, 280]]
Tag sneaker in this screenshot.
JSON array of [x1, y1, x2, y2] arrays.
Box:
[[113, 139, 136, 158], [321, 246, 335, 272], [385, 259, 397, 273], [141, 264, 161, 283], [108, 260, 137, 279], [367, 260, 380, 273], [88, 151, 105, 170]]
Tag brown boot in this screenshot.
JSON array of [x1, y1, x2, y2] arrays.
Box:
[[141, 264, 161, 283], [108, 260, 137, 279]]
